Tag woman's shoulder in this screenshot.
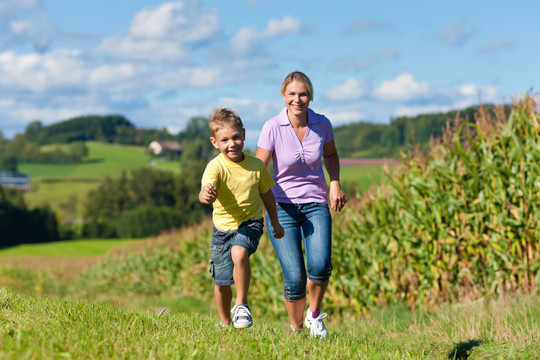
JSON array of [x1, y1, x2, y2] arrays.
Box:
[[308, 108, 332, 126]]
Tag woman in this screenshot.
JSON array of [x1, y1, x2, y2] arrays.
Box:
[[256, 71, 347, 337]]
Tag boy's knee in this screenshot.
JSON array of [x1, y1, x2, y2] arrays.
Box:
[[231, 245, 249, 263]]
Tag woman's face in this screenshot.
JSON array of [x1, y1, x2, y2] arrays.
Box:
[[283, 80, 310, 118]]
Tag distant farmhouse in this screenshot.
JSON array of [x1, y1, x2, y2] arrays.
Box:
[[148, 140, 182, 157], [0, 171, 32, 193]]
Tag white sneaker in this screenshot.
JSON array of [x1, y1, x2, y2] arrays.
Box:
[[290, 324, 302, 334], [304, 309, 328, 338], [230, 304, 253, 329]]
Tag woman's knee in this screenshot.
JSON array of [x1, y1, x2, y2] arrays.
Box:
[[307, 261, 333, 282]]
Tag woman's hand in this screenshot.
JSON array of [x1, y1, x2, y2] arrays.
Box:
[[329, 181, 347, 212]]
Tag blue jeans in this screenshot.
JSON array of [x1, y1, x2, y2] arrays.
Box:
[[209, 218, 264, 286], [265, 203, 333, 302]]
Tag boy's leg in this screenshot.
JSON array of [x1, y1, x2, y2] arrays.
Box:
[[231, 245, 250, 305], [214, 284, 233, 325]]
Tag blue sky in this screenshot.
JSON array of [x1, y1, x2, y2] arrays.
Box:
[[1, 0, 538, 148]]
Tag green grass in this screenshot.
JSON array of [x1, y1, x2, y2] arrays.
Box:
[[0, 287, 537, 359], [0, 239, 140, 258], [19, 142, 180, 219], [152, 159, 181, 174], [19, 142, 154, 180], [340, 165, 385, 190]]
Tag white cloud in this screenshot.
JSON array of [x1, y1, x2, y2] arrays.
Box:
[[393, 104, 452, 118], [0, 0, 39, 18], [373, 72, 431, 102], [9, 20, 33, 35], [344, 20, 391, 34], [324, 110, 365, 126], [0, 49, 88, 92], [333, 48, 398, 71], [99, 1, 219, 61], [99, 36, 189, 62], [231, 15, 301, 51], [326, 78, 367, 101], [479, 39, 513, 53], [153, 66, 224, 89], [264, 16, 300, 36], [89, 63, 137, 87], [459, 84, 498, 102], [437, 20, 474, 46], [129, 1, 218, 42]]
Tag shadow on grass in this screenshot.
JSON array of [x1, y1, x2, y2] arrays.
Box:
[[448, 339, 483, 359]]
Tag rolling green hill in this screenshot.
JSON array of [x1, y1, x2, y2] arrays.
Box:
[[20, 142, 180, 221]]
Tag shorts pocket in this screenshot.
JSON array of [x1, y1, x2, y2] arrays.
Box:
[[210, 244, 225, 264], [209, 258, 215, 277]]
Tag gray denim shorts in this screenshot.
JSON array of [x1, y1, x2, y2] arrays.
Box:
[[209, 218, 264, 286]]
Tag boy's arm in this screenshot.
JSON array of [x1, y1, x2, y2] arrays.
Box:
[[260, 190, 284, 238], [199, 183, 218, 204]]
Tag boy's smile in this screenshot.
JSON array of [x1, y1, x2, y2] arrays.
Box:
[[210, 125, 245, 163]]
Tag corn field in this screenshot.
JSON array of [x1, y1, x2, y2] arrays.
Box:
[[74, 95, 540, 317], [328, 95, 540, 314]]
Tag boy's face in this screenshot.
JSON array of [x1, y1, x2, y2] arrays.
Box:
[[210, 125, 245, 163]]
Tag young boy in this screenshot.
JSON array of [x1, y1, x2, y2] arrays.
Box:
[[199, 108, 284, 329]]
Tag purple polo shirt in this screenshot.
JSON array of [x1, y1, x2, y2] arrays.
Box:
[[257, 107, 334, 204]]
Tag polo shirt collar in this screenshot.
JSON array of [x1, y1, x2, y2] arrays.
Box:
[[278, 108, 320, 126]]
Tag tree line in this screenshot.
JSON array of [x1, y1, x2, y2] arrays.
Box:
[[24, 115, 176, 146], [334, 103, 511, 158]]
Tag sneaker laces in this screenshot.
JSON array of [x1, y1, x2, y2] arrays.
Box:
[[231, 304, 251, 321], [312, 312, 327, 332]]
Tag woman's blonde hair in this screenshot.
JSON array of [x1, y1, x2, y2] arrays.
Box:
[[280, 71, 314, 101], [208, 108, 244, 137]]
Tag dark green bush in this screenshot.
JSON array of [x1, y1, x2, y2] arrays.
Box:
[[116, 206, 183, 238]]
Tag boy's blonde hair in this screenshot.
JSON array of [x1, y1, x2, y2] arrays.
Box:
[[209, 108, 244, 137], [280, 71, 314, 101]]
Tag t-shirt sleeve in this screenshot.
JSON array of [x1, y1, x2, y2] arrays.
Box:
[[323, 116, 335, 144], [257, 120, 275, 151], [258, 163, 275, 194], [201, 160, 220, 189]]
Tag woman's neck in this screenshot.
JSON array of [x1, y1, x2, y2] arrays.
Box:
[[287, 111, 308, 128]]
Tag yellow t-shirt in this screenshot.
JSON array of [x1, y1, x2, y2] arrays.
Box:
[[201, 153, 275, 231]]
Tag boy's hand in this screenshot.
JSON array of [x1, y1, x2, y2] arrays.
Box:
[[200, 183, 218, 204], [272, 221, 285, 239]]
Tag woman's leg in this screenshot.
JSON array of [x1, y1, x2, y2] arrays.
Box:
[[266, 205, 307, 329], [307, 279, 328, 313], [285, 297, 306, 330], [301, 203, 332, 313]]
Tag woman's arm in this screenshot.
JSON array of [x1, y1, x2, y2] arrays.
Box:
[[255, 147, 273, 167], [323, 139, 347, 211]]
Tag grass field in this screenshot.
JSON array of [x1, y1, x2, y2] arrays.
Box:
[[340, 164, 386, 191], [19, 142, 180, 219], [0, 286, 537, 359], [0, 238, 140, 258], [0, 226, 537, 359]]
